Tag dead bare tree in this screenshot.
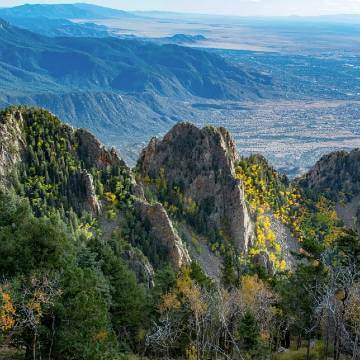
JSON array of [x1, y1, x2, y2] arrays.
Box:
[[313, 251, 360, 360], [12, 273, 62, 360]]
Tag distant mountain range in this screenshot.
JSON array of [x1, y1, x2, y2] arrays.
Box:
[[1, 3, 358, 170], [0, 3, 137, 37], [0, 17, 273, 97], [0, 3, 136, 19], [0, 17, 275, 163], [0, 16, 111, 37]]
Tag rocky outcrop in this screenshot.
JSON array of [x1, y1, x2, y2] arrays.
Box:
[[138, 122, 254, 253], [0, 110, 25, 182], [335, 195, 360, 232], [297, 149, 360, 231], [133, 182, 190, 269], [297, 149, 360, 202], [76, 128, 126, 169], [135, 198, 191, 269], [268, 214, 298, 270], [122, 249, 155, 288], [80, 170, 102, 215]]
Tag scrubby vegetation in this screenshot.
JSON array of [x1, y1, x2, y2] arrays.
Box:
[[235, 155, 302, 271], [235, 155, 360, 359]]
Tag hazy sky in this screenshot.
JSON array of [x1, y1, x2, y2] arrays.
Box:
[[1, 0, 360, 16]]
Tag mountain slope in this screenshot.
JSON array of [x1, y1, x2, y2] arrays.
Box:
[[0, 106, 359, 360], [0, 3, 135, 19], [0, 20, 274, 164], [0, 106, 191, 358], [297, 148, 360, 201], [0, 16, 111, 37], [297, 148, 360, 230], [0, 106, 190, 272], [0, 20, 267, 99], [0, 106, 298, 278], [137, 122, 254, 253]]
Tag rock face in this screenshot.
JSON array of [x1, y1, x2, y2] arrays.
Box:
[[298, 149, 360, 201], [335, 195, 360, 232], [138, 122, 254, 252], [122, 249, 155, 288], [0, 110, 25, 181], [135, 198, 191, 269], [80, 170, 102, 215], [76, 128, 126, 169], [298, 149, 360, 231], [132, 182, 191, 269]]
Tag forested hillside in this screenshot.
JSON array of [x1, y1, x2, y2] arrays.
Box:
[[0, 106, 359, 359]]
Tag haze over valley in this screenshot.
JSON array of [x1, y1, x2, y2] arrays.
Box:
[[0, 3, 359, 175]]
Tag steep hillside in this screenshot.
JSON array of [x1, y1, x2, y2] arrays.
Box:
[[0, 16, 111, 37], [137, 123, 254, 253], [136, 123, 305, 277], [297, 149, 360, 201], [0, 107, 190, 359], [0, 106, 359, 360], [0, 106, 189, 272], [297, 148, 360, 230], [0, 106, 299, 280]]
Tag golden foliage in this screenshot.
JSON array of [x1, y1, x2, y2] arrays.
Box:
[[240, 275, 266, 307], [235, 160, 306, 271], [94, 330, 108, 342], [186, 344, 197, 360], [160, 266, 207, 316], [0, 288, 16, 332], [104, 192, 118, 206], [160, 292, 181, 313]]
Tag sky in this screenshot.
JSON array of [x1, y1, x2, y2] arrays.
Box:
[[1, 0, 360, 16]]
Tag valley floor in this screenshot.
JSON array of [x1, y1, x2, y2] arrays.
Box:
[[113, 99, 360, 177]]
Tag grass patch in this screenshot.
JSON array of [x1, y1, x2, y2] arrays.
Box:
[[0, 346, 24, 360]]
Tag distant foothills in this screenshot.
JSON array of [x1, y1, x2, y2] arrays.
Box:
[[0, 3, 359, 174], [0, 7, 277, 164]]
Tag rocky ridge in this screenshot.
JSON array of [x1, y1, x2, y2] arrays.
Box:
[[297, 148, 360, 231], [2, 106, 358, 283], [135, 199, 191, 268], [76, 128, 126, 169], [0, 110, 25, 181], [138, 122, 254, 253], [297, 149, 360, 201], [0, 107, 190, 272]]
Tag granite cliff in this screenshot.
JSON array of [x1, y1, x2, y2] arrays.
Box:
[[0, 107, 190, 279], [137, 122, 254, 253], [297, 148, 360, 231]]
